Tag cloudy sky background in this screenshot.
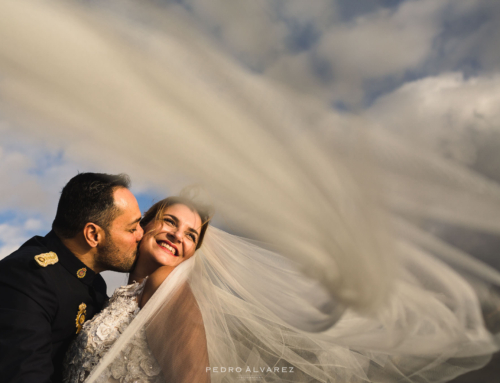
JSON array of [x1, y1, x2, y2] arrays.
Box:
[[1, 0, 500, 290]]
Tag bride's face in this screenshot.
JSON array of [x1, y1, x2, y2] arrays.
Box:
[[139, 204, 202, 268]]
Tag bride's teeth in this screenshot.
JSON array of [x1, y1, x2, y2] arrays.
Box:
[[159, 242, 176, 255]]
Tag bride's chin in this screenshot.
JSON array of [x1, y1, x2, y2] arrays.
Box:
[[152, 252, 178, 267]]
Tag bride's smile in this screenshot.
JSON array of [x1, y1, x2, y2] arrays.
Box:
[[157, 240, 177, 256]]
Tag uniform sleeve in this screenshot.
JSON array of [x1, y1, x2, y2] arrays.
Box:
[[0, 265, 55, 383]]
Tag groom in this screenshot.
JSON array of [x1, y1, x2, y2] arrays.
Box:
[[0, 172, 144, 383]]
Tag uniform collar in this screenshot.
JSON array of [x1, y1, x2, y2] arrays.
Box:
[[45, 231, 98, 286]]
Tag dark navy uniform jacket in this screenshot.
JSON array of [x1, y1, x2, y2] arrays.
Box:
[[0, 231, 108, 382]]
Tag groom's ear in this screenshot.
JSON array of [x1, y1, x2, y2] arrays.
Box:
[[83, 222, 103, 248]]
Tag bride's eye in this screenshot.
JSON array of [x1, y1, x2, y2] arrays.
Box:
[[187, 233, 196, 242], [163, 217, 176, 227]]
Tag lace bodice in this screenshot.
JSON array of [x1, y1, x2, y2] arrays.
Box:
[[63, 280, 164, 383]]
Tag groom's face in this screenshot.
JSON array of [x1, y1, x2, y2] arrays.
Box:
[[96, 188, 144, 272]]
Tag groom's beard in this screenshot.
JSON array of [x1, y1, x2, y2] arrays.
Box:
[[96, 235, 138, 273]]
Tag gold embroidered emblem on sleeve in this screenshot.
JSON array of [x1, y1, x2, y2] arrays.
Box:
[[75, 303, 87, 334]]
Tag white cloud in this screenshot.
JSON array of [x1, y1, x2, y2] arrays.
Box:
[[0, 130, 87, 218], [1, 0, 499, 182], [177, 0, 500, 108], [0, 219, 45, 259], [24, 218, 43, 231], [265, 51, 331, 100], [207, 0, 494, 106], [53, 0, 500, 113], [367, 72, 500, 172], [431, 0, 500, 74], [313, 0, 447, 103], [0, 145, 51, 212], [278, 0, 338, 29], [182, 0, 288, 71]]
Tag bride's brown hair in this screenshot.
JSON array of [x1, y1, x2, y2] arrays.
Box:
[[140, 186, 214, 249]]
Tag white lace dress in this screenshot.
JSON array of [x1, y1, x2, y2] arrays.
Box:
[[63, 280, 165, 383]]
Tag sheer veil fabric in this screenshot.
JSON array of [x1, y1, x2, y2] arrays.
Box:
[[1, 1, 500, 382], [86, 226, 500, 383]]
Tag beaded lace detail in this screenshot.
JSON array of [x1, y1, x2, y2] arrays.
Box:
[[63, 280, 164, 383]]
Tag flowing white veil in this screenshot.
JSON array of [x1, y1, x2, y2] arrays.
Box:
[[83, 222, 500, 383], [1, 1, 500, 382]]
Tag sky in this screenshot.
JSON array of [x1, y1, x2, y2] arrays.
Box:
[[1, 0, 500, 292]]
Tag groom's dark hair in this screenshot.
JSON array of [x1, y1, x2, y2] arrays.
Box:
[[52, 172, 131, 239]]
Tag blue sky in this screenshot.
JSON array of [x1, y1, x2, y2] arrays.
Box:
[[1, 0, 500, 277]]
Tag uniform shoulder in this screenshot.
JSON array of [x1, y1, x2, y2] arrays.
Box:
[[0, 235, 60, 289], [0, 236, 50, 268], [0, 236, 60, 317]]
